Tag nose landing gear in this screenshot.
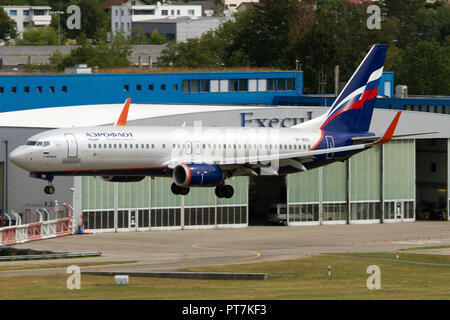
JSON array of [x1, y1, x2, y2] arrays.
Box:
[[44, 184, 55, 195]]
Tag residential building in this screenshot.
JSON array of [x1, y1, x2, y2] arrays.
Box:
[[224, 0, 259, 12], [112, 2, 202, 36], [1, 5, 52, 37], [133, 16, 233, 42]]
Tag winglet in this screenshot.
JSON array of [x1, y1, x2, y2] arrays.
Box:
[[374, 111, 402, 145], [115, 98, 131, 126]]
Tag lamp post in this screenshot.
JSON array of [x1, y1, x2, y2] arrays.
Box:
[[53, 11, 64, 46]]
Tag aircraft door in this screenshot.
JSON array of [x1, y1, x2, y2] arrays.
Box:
[[64, 133, 78, 158], [325, 136, 335, 159]]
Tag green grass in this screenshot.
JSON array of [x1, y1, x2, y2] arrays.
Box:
[[0, 261, 137, 272], [0, 255, 449, 299], [401, 245, 450, 251], [327, 252, 450, 265]]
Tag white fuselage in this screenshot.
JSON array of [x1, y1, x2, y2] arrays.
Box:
[[9, 125, 322, 176]]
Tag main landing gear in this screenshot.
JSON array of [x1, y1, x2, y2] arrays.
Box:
[[171, 183, 190, 196], [215, 184, 234, 199]]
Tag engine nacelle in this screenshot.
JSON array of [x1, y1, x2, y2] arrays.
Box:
[[101, 176, 146, 183], [173, 163, 223, 187]]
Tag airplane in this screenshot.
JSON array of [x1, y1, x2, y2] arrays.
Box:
[[9, 44, 412, 198]]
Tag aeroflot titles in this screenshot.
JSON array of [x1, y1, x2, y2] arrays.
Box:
[[86, 132, 134, 137], [240, 112, 313, 127]]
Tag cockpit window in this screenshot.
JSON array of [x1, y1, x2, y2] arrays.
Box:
[[36, 141, 43, 147], [25, 140, 37, 146]]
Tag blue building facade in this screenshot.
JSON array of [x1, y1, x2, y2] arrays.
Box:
[[0, 70, 449, 114], [0, 71, 302, 112]]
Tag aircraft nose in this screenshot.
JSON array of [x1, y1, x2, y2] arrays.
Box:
[[9, 146, 30, 169]]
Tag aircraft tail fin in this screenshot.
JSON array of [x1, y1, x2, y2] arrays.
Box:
[[294, 44, 388, 132], [115, 98, 131, 127]]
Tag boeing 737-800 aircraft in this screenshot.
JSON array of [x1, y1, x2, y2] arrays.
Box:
[[9, 44, 409, 198]]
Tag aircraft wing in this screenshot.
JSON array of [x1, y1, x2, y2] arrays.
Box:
[[163, 143, 369, 169]]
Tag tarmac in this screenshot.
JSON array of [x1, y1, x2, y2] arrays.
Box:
[[1, 221, 449, 277]]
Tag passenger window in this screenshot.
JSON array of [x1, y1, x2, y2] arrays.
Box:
[[104, 144, 107, 148], [162, 144, 166, 148], [98, 144, 101, 149], [124, 144, 127, 148], [88, 144, 91, 148], [43, 141, 50, 147], [141, 144, 144, 148], [93, 144, 97, 148], [130, 144, 133, 148], [152, 144, 155, 148], [114, 144, 117, 148], [146, 144, 149, 149], [109, 144, 112, 148]]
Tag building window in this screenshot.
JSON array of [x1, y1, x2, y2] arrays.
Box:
[[115, 9, 118, 16], [182, 80, 189, 92], [287, 78, 295, 90], [177, 10, 180, 15], [161, 10, 168, 15], [229, 79, 247, 92], [268, 79, 276, 91], [33, 10, 45, 16], [115, 22, 118, 29], [23, 22, 30, 28], [171, 10, 174, 15], [188, 9, 195, 15], [9, 10, 17, 16], [23, 10, 29, 16]]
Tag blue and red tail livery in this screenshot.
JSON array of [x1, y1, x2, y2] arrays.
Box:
[[322, 44, 388, 133]]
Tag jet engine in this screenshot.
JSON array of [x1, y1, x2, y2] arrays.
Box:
[[101, 176, 146, 182], [173, 163, 223, 187]]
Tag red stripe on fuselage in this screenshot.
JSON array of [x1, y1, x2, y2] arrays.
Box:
[[31, 166, 168, 174], [321, 86, 378, 129]]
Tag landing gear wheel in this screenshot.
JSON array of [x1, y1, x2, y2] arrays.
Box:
[[44, 185, 55, 195], [171, 183, 181, 195], [171, 183, 190, 196], [215, 184, 234, 198], [180, 187, 190, 196], [222, 185, 234, 199]]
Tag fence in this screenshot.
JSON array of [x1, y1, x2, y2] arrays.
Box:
[[0, 203, 74, 246]]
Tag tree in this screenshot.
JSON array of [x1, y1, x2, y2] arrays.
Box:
[[16, 27, 58, 45], [65, 0, 108, 41], [394, 41, 450, 95], [149, 28, 166, 45], [0, 7, 17, 41], [56, 34, 131, 70]]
